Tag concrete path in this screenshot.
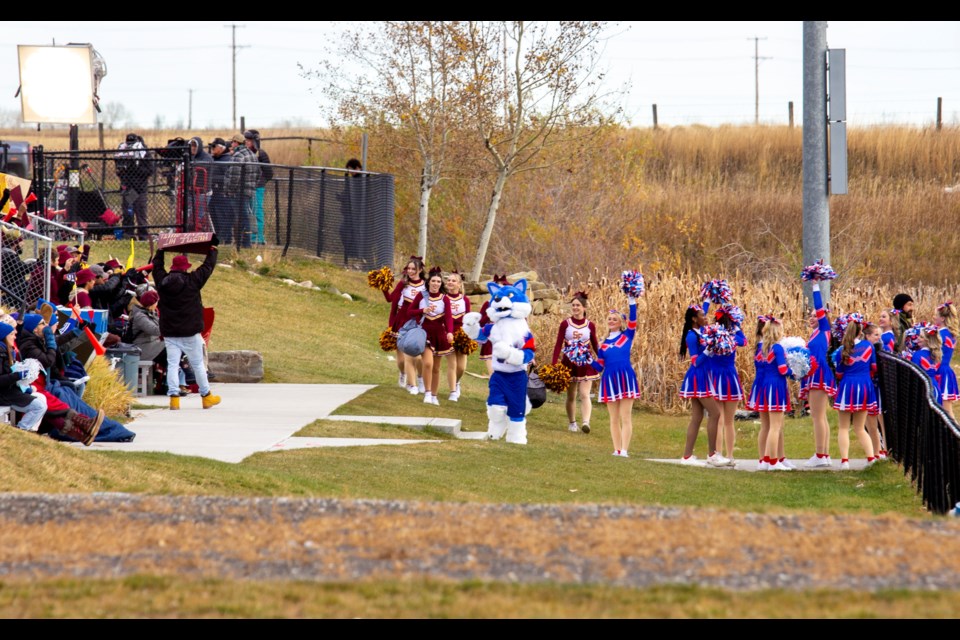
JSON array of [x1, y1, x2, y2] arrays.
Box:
[[79, 383, 483, 464]]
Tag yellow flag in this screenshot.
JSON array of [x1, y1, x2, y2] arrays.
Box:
[[125, 238, 135, 271]]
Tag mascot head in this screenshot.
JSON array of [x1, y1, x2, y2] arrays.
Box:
[[486, 279, 532, 322]]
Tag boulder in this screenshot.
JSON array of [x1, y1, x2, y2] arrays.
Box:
[[531, 300, 544, 315], [542, 298, 560, 314], [208, 350, 264, 383], [508, 270, 538, 283]]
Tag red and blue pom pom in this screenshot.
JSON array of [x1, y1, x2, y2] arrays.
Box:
[[620, 270, 646, 297], [832, 312, 867, 343], [903, 322, 933, 354], [562, 341, 594, 366], [801, 260, 837, 282], [701, 323, 736, 356], [717, 304, 744, 329], [700, 279, 732, 304]]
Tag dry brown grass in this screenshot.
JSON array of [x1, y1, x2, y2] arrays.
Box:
[[84, 354, 135, 417]]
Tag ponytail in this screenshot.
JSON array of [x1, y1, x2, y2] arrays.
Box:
[[841, 322, 861, 363], [679, 307, 698, 359]]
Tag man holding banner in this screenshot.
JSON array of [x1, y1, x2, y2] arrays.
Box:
[[152, 234, 221, 411]]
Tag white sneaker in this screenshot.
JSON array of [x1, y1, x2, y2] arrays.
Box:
[[757, 460, 771, 471], [568, 423, 579, 433], [417, 377, 426, 393], [770, 460, 792, 471], [456, 382, 461, 395], [865, 458, 877, 468], [612, 450, 621, 457], [781, 458, 797, 470], [618, 450, 629, 458], [679, 455, 699, 466], [804, 454, 821, 468], [448, 390, 460, 402], [431, 395, 440, 406], [407, 385, 420, 395], [723, 457, 737, 467], [840, 460, 850, 470], [423, 392, 434, 404], [706, 452, 729, 467], [398, 373, 406, 388]]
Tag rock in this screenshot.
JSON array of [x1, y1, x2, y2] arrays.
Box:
[[534, 287, 560, 300], [532, 300, 544, 315], [508, 270, 538, 283], [341, 293, 353, 301], [542, 298, 560, 314], [467, 294, 487, 309], [207, 350, 264, 383], [298, 280, 314, 288], [281, 279, 297, 286]]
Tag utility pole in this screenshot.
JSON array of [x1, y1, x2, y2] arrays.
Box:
[[188, 89, 193, 129], [802, 22, 830, 305], [226, 24, 248, 130], [750, 37, 770, 125]]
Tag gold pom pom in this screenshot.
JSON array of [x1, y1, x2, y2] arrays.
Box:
[[453, 327, 478, 355], [538, 362, 572, 394], [367, 266, 395, 293], [379, 328, 397, 352]]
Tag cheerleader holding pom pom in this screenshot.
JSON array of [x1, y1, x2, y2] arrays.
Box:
[[800, 278, 838, 468], [444, 270, 473, 402], [678, 303, 725, 466], [751, 316, 795, 471], [703, 302, 746, 464], [407, 266, 455, 406], [831, 313, 878, 470], [552, 291, 600, 434], [934, 301, 959, 419], [911, 325, 944, 406], [383, 256, 426, 394]]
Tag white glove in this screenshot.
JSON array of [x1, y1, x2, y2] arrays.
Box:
[[627, 296, 637, 305], [462, 312, 482, 339], [812, 282, 821, 291], [492, 341, 513, 362]]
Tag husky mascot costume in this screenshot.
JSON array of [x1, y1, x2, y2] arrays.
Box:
[[463, 278, 535, 444]]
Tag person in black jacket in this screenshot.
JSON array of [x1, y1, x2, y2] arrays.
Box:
[[246, 129, 273, 245], [152, 240, 220, 411], [115, 132, 155, 240]]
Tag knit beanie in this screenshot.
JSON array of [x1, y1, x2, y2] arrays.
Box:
[[0, 323, 14, 340], [893, 293, 914, 311], [139, 289, 159, 308], [22, 314, 43, 332]]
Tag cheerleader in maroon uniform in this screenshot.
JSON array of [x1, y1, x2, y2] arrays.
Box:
[[831, 315, 878, 470], [552, 291, 600, 434], [478, 274, 509, 376], [408, 267, 454, 406], [444, 270, 470, 402], [678, 304, 725, 465], [383, 256, 426, 394]]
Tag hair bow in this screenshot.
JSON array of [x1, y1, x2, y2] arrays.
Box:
[[938, 301, 954, 312], [688, 304, 703, 312], [409, 255, 424, 263], [573, 290, 589, 301], [428, 265, 443, 277]]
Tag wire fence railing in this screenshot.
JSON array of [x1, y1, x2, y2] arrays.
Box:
[[30, 146, 394, 271], [877, 350, 960, 515]]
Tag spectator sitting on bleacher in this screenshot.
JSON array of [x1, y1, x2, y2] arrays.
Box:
[[55, 249, 80, 306], [18, 310, 133, 443], [89, 263, 121, 311], [72, 268, 96, 307], [128, 288, 187, 395], [0, 318, 47, 434]]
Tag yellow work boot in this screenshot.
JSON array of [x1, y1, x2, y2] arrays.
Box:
[[170, 396, 180, 410], [201, 392, 221, 409]]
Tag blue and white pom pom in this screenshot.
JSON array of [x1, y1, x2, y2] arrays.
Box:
[[562, 341, 594, 366], [620, 270, 645, 298], [779, 336, 812, 381], [718, 304, 744, 329], [700, 279, 733, 304], [801, 259, 837, 282], [903, 322, 933, 354], [12, 358, 42, 389], [701, 323, 735, 356]]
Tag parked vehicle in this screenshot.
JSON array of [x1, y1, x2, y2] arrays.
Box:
[[0, 140, 32, 179]]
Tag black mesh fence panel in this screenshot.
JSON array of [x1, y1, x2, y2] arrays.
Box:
[[31, 147, 394, 271], [877, 350, 960, 514]]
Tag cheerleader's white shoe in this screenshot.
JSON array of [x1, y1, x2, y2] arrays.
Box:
[[431, 395, 440, 406], [448, 390, 460, 402], [417, 377, 426, 393], [423, 392, 434, 404], [398, 373, 406, 388], [407, 385, 420, 395]]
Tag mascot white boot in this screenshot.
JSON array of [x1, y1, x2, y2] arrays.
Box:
[[463, 279, 535, 445]]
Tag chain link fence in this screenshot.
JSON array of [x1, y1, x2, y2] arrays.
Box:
[[0, 220, 54, 312], [877, 350, 960, 515], [29, 146, 394, 271]]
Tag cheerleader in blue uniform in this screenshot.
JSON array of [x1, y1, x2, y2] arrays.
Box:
[[752, 316, 794, 471], [678, 304, 725, 466], [877, 309, 901, 355], [863, 323, 889, 460], [934, 301, 959, 419], [911, 326, 944, 406], [746, 315, 792, 470], [705, 305, 746, 463], [831, 316, 878, 470], [591, 296, 640, 458], [800, 282, 837, 468]]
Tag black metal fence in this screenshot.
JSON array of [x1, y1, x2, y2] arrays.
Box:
[[877, 350, 960, 514], [30, 146, 394, 271]]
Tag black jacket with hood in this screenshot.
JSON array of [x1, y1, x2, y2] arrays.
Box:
[[152, 248, 217, 338]]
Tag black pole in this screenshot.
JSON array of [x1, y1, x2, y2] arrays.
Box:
[[282, 167, 294, 258], [316, 169, 326, 257], [66, 125, 79, 223]]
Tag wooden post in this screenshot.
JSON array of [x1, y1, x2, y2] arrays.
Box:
[[937, 97, 943, 131], [789, 101, 794, 128], [652, 104, 658, 130]]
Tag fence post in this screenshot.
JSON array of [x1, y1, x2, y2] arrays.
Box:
[[316, 169, 326, 258], [282, 167, 295, 258], [272, 177, 280, 246], [652, 104, 658, 130], [789, 101, 794, 128], [937, 97, 943, 131]]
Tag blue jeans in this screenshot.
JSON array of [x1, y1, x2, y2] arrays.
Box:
[[46, 378, 136, 442], [164, 334, 210, 397], [239, 195, 255, 248], [12, 391, 47, 432], [254, 186, 265, 243]]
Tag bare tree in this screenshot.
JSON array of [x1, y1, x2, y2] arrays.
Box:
[[302, 21, 471, 263], [98, 101, 134, 130], [464, 21, 622, 282]]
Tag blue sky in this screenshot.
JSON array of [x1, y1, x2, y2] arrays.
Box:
[[4, 21, 958, 131]]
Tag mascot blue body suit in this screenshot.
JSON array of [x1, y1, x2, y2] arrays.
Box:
[[463, 279, 536, 445]]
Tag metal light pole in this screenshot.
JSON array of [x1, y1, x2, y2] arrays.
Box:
[[802, 21, 831, 306]]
